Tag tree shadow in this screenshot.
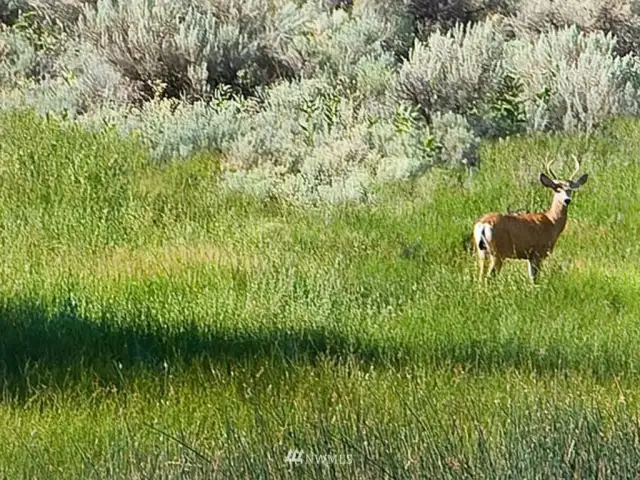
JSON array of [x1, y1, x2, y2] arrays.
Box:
[[0, 295, 625, 398], [0, 296, 404, 398]]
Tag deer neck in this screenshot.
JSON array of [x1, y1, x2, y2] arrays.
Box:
[[546, 198, 568, 233]]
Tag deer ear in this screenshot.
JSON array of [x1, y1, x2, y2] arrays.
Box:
[[540, 173, 557, 189], [571, 173, 588, 189]]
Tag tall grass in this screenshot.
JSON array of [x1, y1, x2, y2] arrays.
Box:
[[1, 110, 640, 477]]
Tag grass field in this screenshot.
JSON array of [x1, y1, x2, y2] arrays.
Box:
[[1, 109, 640, 478]]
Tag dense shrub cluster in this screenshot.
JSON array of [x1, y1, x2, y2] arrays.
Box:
[[1, 0, 640, 203], [77, 0, 322, 100], [395, 19, 509, 135], [505, 0, 640, 56], [506, 26, 640, 132], [397, 19, 640, 135], [409, 0, 516, 33]]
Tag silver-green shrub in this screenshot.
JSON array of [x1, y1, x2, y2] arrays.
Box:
[[506, 25, 640, 132], [29, 0, 97, 30], [506, 0, 640, 56], [432, 111, 481, 167], [3, 0, 640, 205], [0, 24, 39, 85], [289, 5, 396, 92], [0, 34, 137, 116], [396, 19, 640, 135], [76, 85, 246, 160], [221, 80, 478, 204], [78, 77, 479, 203], [395, 19, 506, 120], [79, 0, 318, 99]]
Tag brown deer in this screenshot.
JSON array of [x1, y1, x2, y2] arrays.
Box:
[[472, 156, 588, 282]]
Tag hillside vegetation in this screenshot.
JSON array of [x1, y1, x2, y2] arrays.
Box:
[[1, 0, 640, 478], [2, 0, 640, 204]]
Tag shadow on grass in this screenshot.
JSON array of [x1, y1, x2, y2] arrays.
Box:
[[0, 295, 403, 397], [0, 295, 630, 397]]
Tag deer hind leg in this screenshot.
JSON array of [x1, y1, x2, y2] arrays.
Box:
[[476, 250, 487, 281], [487, 255, 503, 278]]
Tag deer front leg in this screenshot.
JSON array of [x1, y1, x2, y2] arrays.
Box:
[[528, 256, 542, 283]]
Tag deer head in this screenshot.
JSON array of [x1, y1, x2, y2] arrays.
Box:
[[539, 155, 589, 207]]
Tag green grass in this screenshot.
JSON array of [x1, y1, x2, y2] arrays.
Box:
[[1, 110, 640, 477]]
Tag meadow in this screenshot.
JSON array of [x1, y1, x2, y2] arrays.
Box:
[[0, 108, 639, 478], [3, 1, 640, 477]]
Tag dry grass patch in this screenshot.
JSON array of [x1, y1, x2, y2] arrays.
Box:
[[76, 242, 274, 282]]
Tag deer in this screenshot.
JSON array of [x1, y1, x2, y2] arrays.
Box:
[[472, 156, 588, 282]]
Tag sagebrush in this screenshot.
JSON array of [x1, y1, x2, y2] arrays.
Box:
[[2, 0, 640, 203]]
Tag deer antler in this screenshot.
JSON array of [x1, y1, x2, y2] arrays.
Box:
[[545, 155, 559, 180], [570, 155, 581, 179]]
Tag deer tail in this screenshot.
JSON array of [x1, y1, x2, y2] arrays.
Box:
[[473, 222, 493, 252]]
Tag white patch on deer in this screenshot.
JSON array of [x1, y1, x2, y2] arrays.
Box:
[[473, 222, 493, 251]]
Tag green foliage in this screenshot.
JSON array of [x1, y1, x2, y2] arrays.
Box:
[[0, 8, 135, 117], [69, 78, 478, 203], [484, 72, 527, 137], [0, 22, 39, 85], [0, 9, 64, 86], [220, 80, 478, 203], [0, 110, 148, 247], [5, 1, 640, 475]]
